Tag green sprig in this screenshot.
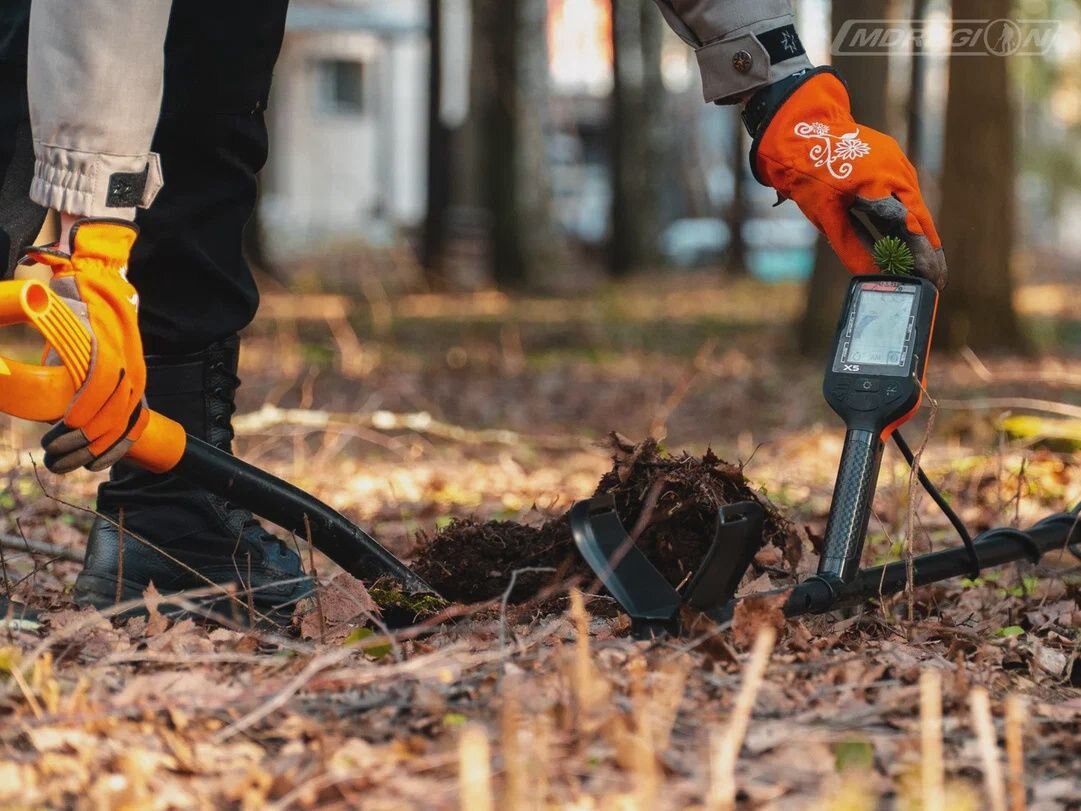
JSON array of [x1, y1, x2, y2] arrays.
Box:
[[872, 236, 915, 276]]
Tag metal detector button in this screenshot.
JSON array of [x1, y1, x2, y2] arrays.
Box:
[[856, 378, 879, 392], [846, 392, 881, 412]]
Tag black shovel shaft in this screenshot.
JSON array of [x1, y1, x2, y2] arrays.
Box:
[[710, 507, 1080, 624], [173, 437, 437, 596]]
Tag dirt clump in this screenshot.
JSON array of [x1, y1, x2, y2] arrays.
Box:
[[410, 434, 797, 606], [408, 517, 578, 605]]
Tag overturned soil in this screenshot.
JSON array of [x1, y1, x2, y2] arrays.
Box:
[[411, 435, 797, 605]]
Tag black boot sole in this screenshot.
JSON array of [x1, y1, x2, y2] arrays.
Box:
[[74, 571, 309, 628]]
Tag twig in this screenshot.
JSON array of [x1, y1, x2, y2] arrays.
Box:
[[707, 627, 777, 811], [1005, 694, 1026, 811], [904, 381, 939, 621], [458, 724, 494, 811], [960, 346, 994, 382], [935, 397, 1081, 421], [1012, 457, 1027, 529], [528, 714, 553, 809], [0, 534, 81, 564], [303, 514, 326, 646], [214, 607, 554, 745], [970, 687, 1008, 811], [920, 669, 945, 811], [211, 645, 357, 743], [6, 653, 43, 719], [0, 532, 11, 596], [26, 583, 312, 675], [629, 477, 668, 545], [115, 509, 125, 607], [234, 404, 592, 451], [498, 567, 556, 651], [500, 675, 526, 810], [568, 588, 606, 713], [628, 655, 660, 809], [14, 519, 42, 596], [648, 338, 717, 439]]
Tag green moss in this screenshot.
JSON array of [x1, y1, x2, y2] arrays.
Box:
[[369, 585, 450, 619]]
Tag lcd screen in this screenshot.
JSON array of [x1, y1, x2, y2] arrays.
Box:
[[847, 290, 915, 367]]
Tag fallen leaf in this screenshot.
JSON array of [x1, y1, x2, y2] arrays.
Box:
[[300, 572, 380, 640], [732, 589, 788, 649], [1032, 640, 1069, 679], [144, 582, 170, 636]]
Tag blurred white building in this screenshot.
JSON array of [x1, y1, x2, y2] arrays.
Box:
[[262, 1, 433, 258]]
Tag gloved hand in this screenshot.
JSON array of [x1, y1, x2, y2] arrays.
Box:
[[24, 219, 148, 473], [747, 69, 947, 289]]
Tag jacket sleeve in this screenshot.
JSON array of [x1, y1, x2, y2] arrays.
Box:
[[653, 0, 813, 104], [26, 0, 172, 219]]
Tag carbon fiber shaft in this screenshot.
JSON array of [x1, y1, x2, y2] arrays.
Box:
[[818, 429, 884, 583]]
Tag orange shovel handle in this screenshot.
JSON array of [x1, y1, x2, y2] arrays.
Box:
[[0, 279, 187, 474]]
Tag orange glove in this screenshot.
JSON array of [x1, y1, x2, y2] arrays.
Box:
[[25, 220, 148, 474], [749, 69, 947, 289]]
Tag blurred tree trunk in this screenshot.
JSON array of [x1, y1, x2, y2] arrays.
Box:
[[937, 0, 1023, 350], [474, 0, 559, 289], [609, 0, 665, 277], [726, 112, 748, 274], [796, 0, 891, 355], [423, 0, 451, 288], [906, 0, 929, 167]]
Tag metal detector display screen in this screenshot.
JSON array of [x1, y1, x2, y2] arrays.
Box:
[[835, 283, 920, 376]]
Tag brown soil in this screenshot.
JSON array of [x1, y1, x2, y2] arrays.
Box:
[[411, 434, 796, 605]]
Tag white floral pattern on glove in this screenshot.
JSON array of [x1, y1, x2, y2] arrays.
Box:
[[794, 122, 872, 180]]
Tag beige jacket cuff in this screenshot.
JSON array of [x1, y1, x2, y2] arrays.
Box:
[[26, 0, 172, 220], [30, 148, 163, 221], [654, 0, 813, 103]]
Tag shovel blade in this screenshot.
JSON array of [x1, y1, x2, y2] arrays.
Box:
[[569, 496, 765, 636]]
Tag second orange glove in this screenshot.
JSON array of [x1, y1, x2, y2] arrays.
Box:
[[748, 69, 947, 289]]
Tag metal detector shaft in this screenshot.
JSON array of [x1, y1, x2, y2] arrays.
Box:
[[817, 429, 884, 583], [710, 507, 1080, 623], [173, 437, 437, 596]]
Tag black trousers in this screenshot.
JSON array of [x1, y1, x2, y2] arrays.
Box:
[[0, 0, 289, 355]]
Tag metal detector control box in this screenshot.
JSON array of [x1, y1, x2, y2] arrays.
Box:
[[824, 275, 938, 437], [817, 275, 939, 584]]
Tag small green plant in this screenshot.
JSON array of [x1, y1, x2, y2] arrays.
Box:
[[342, 627, 393, 659], [872, 236, 915, 276], [832, 738, 875, 773]]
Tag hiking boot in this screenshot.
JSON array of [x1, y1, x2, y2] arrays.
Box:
[[74, 336, 312, 625]]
